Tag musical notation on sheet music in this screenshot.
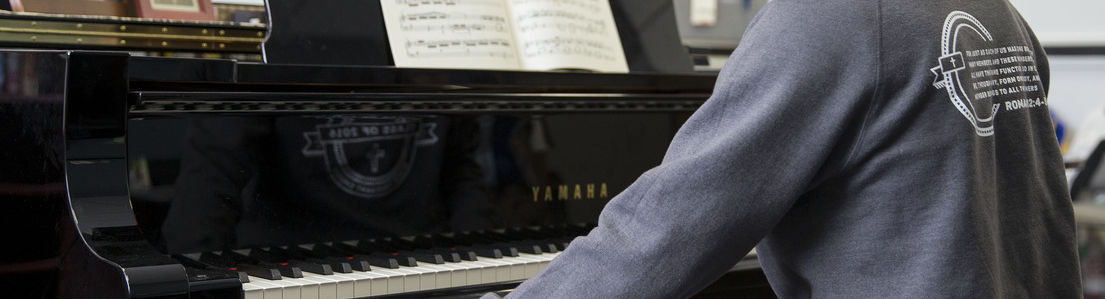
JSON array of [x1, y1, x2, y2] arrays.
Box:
[[509, 0, 628, 70], [382, 0, 627, 71], [401, 12, 507, 23], [401, 23, 508, 34], [396, 0, 504, 8], [399, 12, 509, 34], [517, 22, 606, 35], [514, 10, 601, 24], [383, 0, 521, 69], [406, 39, 515, 58], [521, 37, 618, 61], [510, 0, 603, 12]]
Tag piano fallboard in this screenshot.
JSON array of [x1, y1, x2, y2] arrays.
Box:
[[0, 50, 772, 299]]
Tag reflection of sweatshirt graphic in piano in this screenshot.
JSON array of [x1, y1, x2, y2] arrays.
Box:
[[162, 115, 496, 253]]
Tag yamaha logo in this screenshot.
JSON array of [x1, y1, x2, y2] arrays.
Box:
[[302, 116, 438, 199]]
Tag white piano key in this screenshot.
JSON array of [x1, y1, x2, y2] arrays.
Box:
[[444, 261, 475, 287], [239, 248, 570, 298], [312, 272, 354, 299], [461, 261, 485, 285], [392, 264, 436, 291], [270, 277, 304, 299], [344, 270, 386, 297], [339, 271, 371, 298], [360, 271, 391, 296], [243, 279, 266, 299], [367, 267, 410, 294], [296, 273, 335, 299], [434, 261, 477, 287], [248, 277, 291, 299], [292, 275, 323, 299], [476, 257, 516, 282], [497, 256, 530, 281], [454, 259, 493, 284], [463, 259, 500, 284], [319, 272, 358, 299], [416, 263, 457, 289]]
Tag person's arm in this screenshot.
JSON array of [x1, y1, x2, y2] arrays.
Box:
[[498, 1, 881, 298]]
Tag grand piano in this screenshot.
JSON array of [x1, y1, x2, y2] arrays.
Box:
[[0, 0, 772, 298]]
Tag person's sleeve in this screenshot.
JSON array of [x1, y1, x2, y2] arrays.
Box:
[[499, 2, 882, 298]]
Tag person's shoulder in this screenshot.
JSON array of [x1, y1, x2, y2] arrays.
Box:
[[753, 0, 877, 25], [743, 0, 879, 46]]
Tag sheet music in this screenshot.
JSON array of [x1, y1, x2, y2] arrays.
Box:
[[381, 0, 522, 70], [508, 0, 629, 73]]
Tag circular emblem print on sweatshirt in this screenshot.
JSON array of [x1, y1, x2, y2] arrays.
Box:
[[930, 11, 1002, 137]]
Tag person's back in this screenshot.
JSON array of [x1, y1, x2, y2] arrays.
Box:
[[497, 0, 1081, 298]]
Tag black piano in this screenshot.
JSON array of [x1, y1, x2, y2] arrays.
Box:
[[0, 0, 774, 298]]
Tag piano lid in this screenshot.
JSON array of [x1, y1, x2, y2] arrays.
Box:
[[126, 55, 715, 94], [260, 0, 693, 73]]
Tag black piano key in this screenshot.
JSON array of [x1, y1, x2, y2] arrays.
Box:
[[310, 258, 355, 273], [496, 244, 521, 257], [257, 261, 304, 278], [346, 259, 372, 271], [458, 246, 501, 259], [413, 248, 452, 262], [288, 259, 333, 275], [480, 243, 518, 257], [443, 251, 463, 263], [504, 228, 563, 254], [258, 247, 336, 275], [403, 251, 444, 264], [559, 241, 571, 251], [235, 270, 251, 283], [443, 247, 478, 261], [512, 242, 543, 255], [311, 243, 390, 270], [539, 243, 559, 253], [524, 228, 565, 251], [375, 252, 419, 267], [320, 255, 370, 272], [236, 263, 283, 280], [358, 254, 402, 269], [353, 241, 422, 267], [223, 250, 303, 279]]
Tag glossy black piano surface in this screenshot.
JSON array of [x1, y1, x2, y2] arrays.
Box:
[[1, 50, 784, 299]]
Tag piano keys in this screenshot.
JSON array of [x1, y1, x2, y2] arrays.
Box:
[[168, 225, 580, 299]]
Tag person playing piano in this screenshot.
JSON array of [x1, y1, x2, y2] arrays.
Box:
[[496, 0, 1081, 298]]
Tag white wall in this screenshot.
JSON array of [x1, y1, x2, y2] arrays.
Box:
[[1048, 55, 1105, 128], [1005, 0, 1105, 158], [1008, 0, 1105, 47]]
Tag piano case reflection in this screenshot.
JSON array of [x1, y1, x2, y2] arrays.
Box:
[[0, 0, 773, 298]]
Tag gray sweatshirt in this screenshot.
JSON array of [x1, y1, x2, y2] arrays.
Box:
[[497, 0, 1081, 298]]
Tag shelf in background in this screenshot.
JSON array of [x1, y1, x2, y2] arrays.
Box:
[[0, 11, 265, 54], [1075, 202, 1105, 226]]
